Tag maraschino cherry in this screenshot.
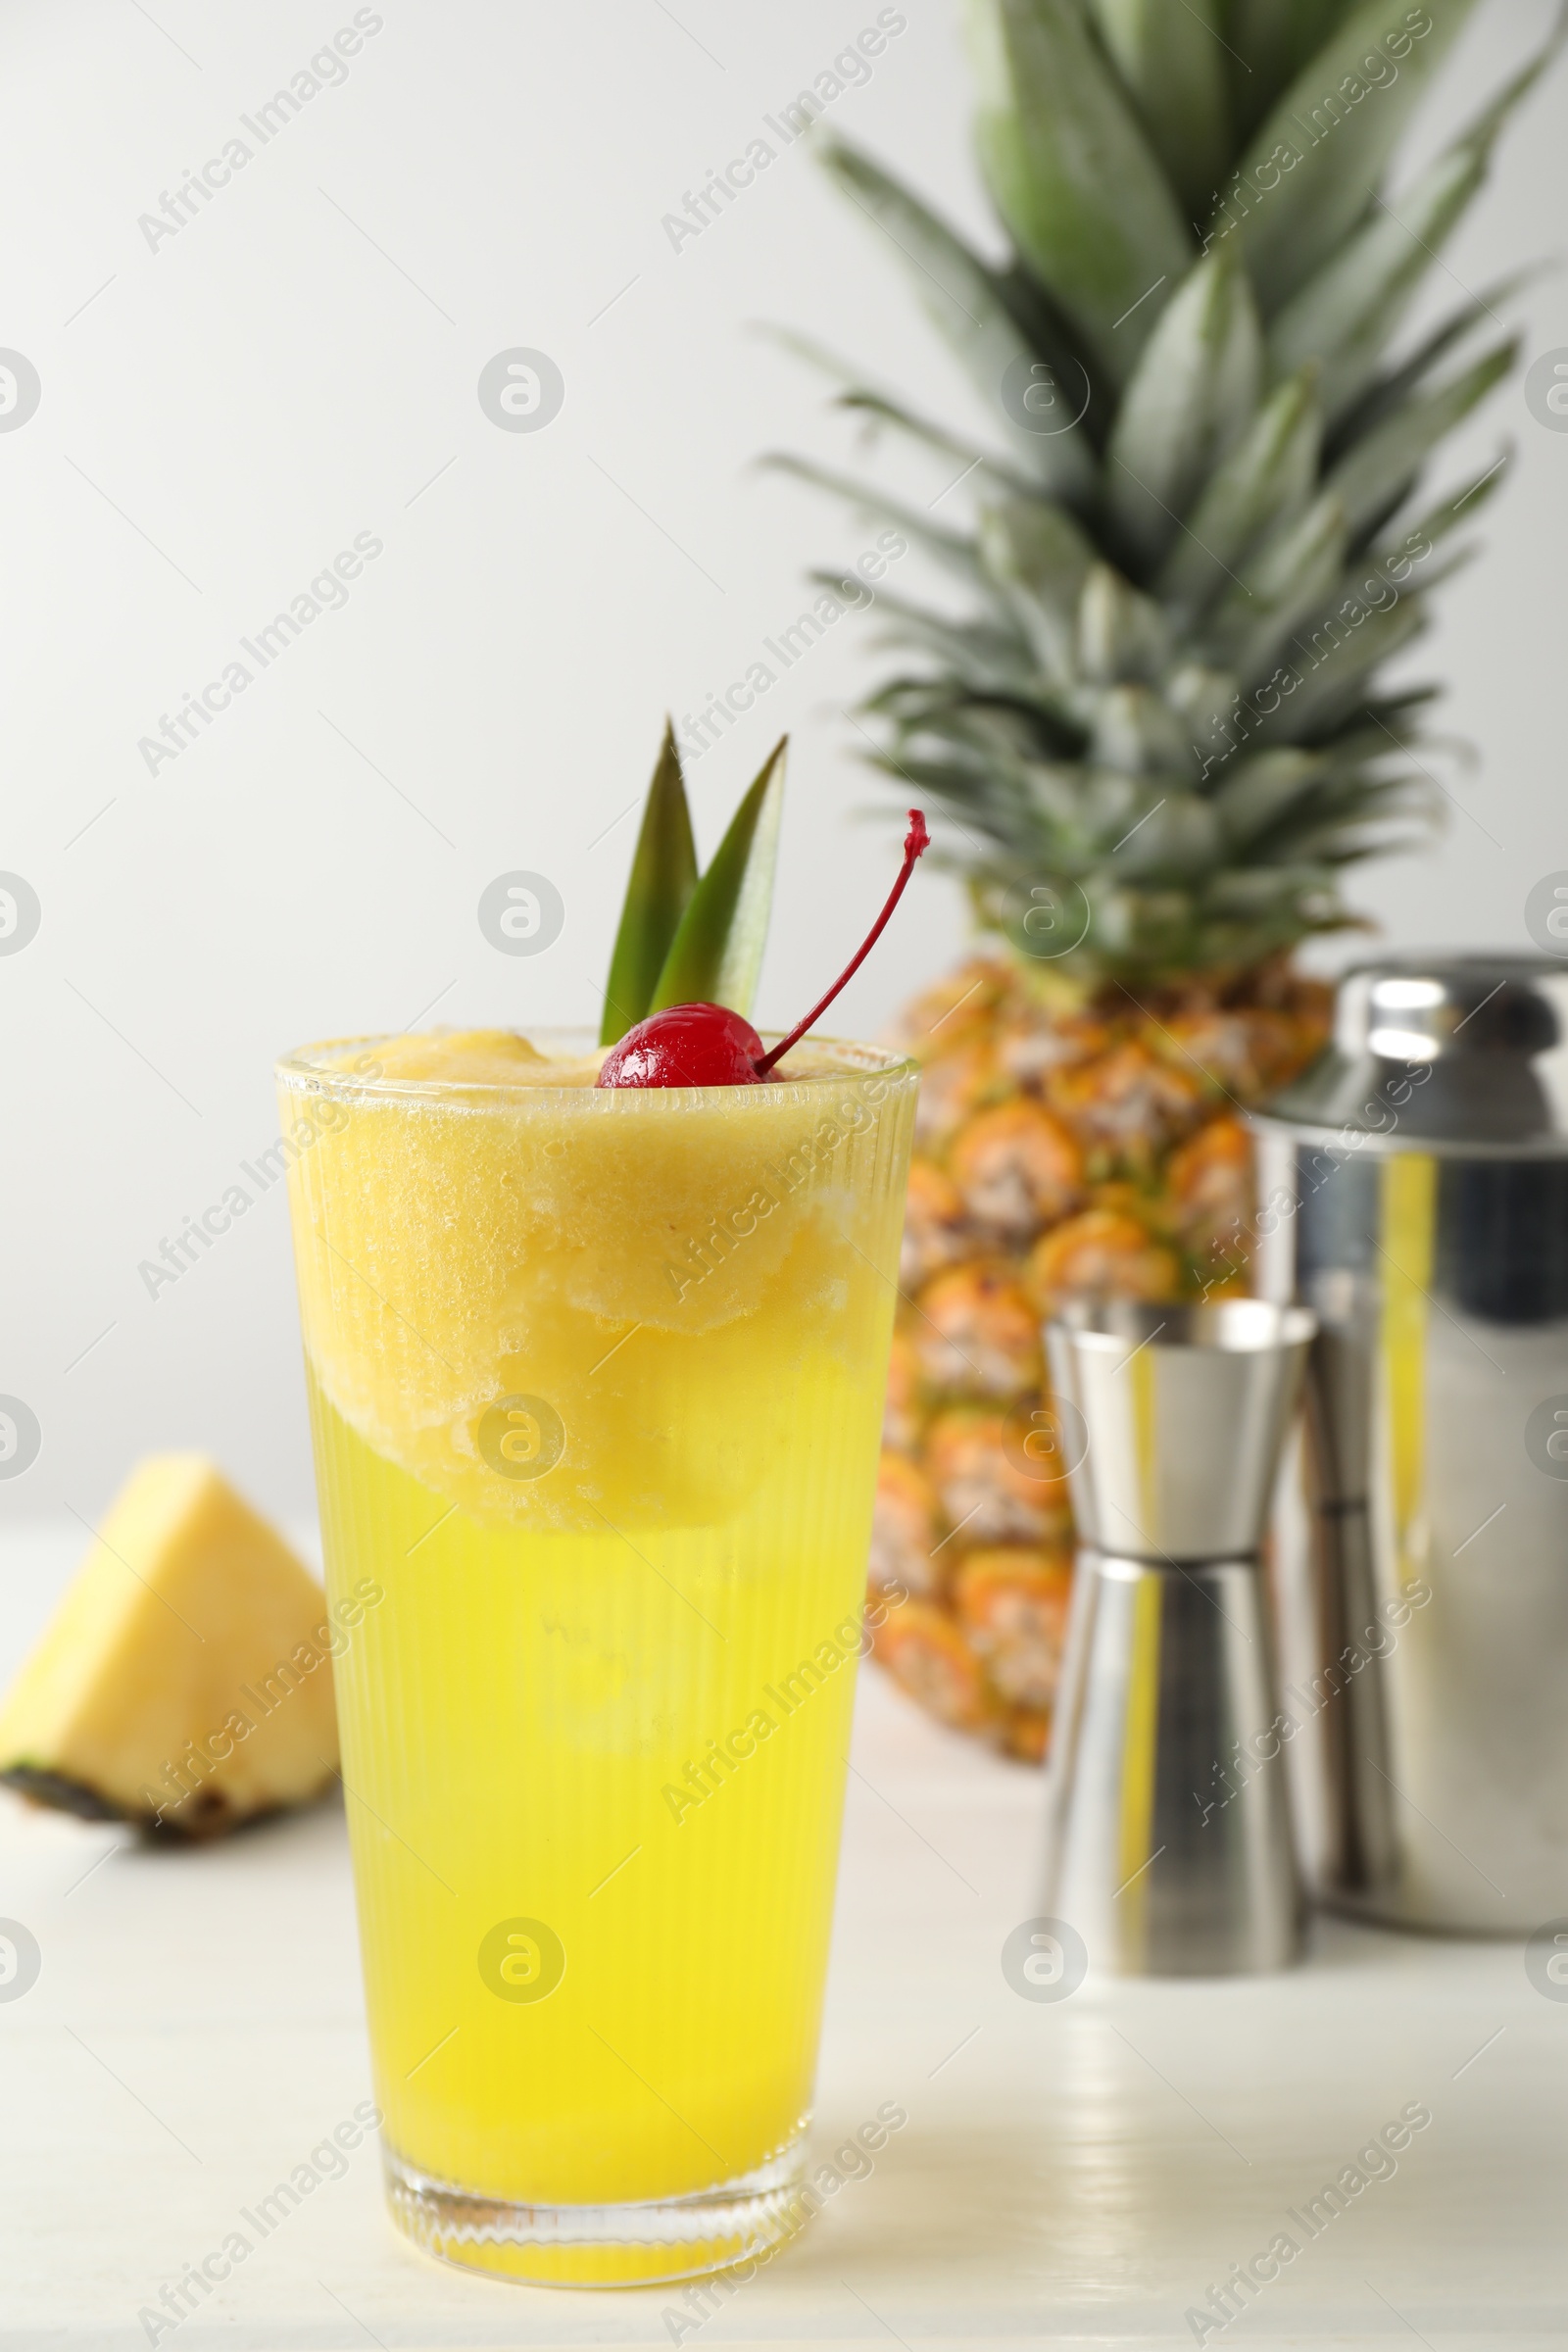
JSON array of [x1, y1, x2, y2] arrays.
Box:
[[598, 810, 929, 1088], [597, 1001, 765, 1088]]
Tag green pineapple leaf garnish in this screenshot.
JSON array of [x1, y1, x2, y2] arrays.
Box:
[[649, 737, 787, 1018], [601, 733, 789, 1044], [599, 721, 698, 1046]]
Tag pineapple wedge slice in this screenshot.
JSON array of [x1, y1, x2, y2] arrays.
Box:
[[0, 1456, 357, 1837]]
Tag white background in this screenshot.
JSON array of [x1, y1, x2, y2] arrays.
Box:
[[0, 0, 1562, 1528]]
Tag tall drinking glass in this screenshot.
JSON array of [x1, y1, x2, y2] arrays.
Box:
[[275, 1029, 917, 2285]]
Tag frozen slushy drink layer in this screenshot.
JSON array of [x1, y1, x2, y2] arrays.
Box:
[[277, 1026, 918, 2283]]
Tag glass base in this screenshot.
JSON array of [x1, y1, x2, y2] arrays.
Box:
[[383, 2129, 812, 2287]]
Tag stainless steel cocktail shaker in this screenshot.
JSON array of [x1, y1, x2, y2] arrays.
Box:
[[1042, 1299, 1315, 1976], [1252, 956, 1568, 1934]]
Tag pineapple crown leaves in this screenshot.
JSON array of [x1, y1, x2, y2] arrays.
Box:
[[772, 0, 1564, 985], [599, 726, 787, 1046]]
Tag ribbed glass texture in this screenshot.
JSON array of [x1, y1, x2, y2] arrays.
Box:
[[276, 1032, 917, 2283]]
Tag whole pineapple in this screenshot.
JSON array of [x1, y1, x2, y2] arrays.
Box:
[[776, 0, 1557, 1756]]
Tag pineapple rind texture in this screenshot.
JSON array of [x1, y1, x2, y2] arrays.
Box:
[[783, 0, 1556, 1752], [871, 955, 1328, 1754]]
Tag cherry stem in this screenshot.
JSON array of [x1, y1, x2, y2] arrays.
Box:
[[752, 810, 930, 1079]]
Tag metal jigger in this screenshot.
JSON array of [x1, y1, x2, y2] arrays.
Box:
[[1042, 1298, 1316, 1976]]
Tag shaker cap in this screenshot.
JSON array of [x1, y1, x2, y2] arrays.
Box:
[[1256, 955, 1568, 1153]]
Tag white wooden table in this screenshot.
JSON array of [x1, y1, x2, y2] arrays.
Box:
[[2, 1519, 1563, 2351]]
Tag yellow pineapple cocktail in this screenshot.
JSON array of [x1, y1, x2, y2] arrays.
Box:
[[276, 1027, 917, 2284]]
